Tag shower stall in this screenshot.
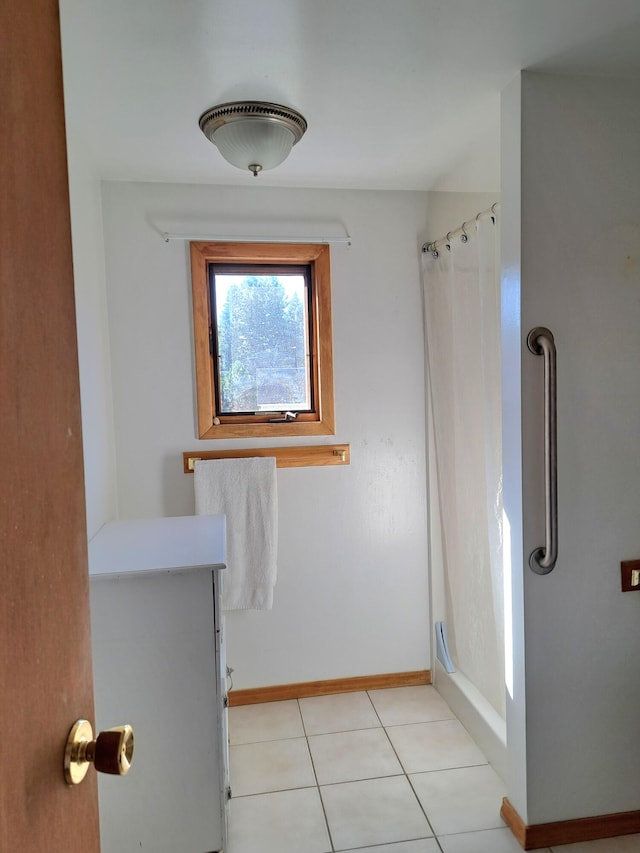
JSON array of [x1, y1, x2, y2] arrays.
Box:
[[423, 70, 640, 842], [422, 204, 507, 778]]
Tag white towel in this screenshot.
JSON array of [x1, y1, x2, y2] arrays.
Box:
[[194, 457, 278, 611]]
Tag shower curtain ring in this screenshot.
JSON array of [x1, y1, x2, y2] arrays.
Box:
[[445, 231, 453, 251], [460, 225, 469, 243]]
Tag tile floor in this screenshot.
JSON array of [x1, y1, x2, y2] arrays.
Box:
[[226, 685, 640, 853]]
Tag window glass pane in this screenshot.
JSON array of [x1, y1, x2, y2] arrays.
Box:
[[214, 272, 310, 414]]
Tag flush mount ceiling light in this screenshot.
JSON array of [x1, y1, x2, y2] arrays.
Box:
[[199, 101, 307, 177]]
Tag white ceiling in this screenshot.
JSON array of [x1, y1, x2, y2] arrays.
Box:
[[59, 0, 640, 192]]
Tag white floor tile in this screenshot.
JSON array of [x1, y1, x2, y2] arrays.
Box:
[[227, 787, 332, 853], [300, 691, 381, 735], [410, 764, 506, 836], [228, 699, 304, 744], [230, 736, 316, 796], [226, 687, 516, 853], [339, 841, 441, 853], [321, 775, 434, 850], [439, 826, 550, 853], [369, 685, 456, 726], [549, 836, 640, 852], [309, 727, 404, 785], [387, 719, 487, 774]]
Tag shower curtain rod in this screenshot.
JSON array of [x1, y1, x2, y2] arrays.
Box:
[[422, 202, 500, 257]]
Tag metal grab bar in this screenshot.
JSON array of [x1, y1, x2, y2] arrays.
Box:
[[527, 327, 558, 574]]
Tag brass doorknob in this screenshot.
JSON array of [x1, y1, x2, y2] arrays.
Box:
[[64, 719, 135, 785]]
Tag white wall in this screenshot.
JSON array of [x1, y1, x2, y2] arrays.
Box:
[[501, 72, 528, 822], [503, 72, 640, 824], [65, 137, 118, 538], [100, 182, 431, 689]]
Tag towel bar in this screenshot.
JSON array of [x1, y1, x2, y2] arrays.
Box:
[[183, 444, 350, 472]]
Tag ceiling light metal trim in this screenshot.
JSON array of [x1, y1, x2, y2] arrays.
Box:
[[199, 101, 307, 143]]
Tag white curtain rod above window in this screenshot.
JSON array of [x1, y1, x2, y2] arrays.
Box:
[[162, 232, 352, 246]]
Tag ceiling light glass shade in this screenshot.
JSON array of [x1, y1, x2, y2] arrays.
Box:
[[199, 101, 307, 176]]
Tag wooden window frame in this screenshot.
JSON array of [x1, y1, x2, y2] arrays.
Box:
[[190, 241, 335, 439]]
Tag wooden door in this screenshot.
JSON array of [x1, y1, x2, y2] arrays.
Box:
[[0, 0, 101, 850]]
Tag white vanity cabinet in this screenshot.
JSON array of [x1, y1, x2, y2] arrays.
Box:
[[88, 515, 229, 853]]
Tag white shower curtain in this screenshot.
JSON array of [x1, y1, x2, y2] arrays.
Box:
[[423, 212, 505, 718]]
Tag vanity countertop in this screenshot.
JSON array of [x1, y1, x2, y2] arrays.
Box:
[[88, 514, 226, 579]]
